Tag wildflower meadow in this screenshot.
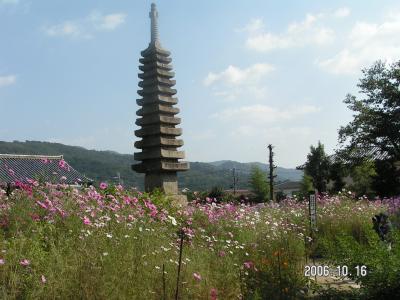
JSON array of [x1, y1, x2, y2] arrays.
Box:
[[1, 180, 399, 299]]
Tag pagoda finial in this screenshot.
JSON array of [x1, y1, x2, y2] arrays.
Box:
[[149, 3, 159, 45]]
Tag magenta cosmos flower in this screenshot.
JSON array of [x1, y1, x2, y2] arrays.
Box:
[[210, 288, 218, 300], [58, 160, 66, 169], [99, 182, 108, 190], [193, 272, 202, 282], [243, 261, 254, 269], [83, 216, 91, 225], [20, 259, 30, 266]]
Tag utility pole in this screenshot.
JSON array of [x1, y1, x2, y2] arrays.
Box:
[[232, 168, 239, 195], [267, 144, 277, 201], [113, 172, 123, 185]]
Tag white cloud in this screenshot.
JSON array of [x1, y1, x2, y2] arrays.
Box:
[[204, 63, 274, 86], [317, 13, 400, 74], [44, 22, 84, 38], [89, 12, 127, 31], [213, 104, 320, 125], [333, 7, 351, 18], [43, 11, 126, 38], [204, 64, 274, 100], [244, 13, 335, 52], [0, 75, 16, 87]]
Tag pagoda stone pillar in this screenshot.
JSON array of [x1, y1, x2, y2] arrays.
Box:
[[132, 3, 189, 202]]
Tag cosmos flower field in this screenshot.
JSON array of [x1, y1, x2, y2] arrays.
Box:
[[0, 182, 399, 299]]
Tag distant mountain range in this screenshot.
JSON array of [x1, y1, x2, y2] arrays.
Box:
[[0, 141, 303, 191]]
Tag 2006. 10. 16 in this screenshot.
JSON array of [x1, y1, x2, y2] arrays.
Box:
[[304, 265, 368, 277]]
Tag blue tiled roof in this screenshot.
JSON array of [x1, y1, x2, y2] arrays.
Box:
[[0, 154, 92, 185], [296, 146, 391, 170]]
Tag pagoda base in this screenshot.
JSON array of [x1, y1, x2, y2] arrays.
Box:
[[145, 172, 179, 194], [166, 194, 187, 208]]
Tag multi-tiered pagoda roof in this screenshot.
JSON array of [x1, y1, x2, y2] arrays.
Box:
[[132, 3, 189, 194]]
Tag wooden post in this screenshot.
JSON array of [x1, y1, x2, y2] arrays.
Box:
[[267, 144, 277, 201], [162, 263, 166, 300], [308, 190, 317, 232], [175, 229, 185, 300], [232, 168, 239, 195], [6, 183, 11, 196]]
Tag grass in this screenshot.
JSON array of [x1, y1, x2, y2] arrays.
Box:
[[0, 183, 398, 299]]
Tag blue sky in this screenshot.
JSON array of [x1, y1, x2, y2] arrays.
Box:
[[1, 0, 400, 168]]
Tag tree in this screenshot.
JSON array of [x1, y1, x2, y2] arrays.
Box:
[[338, 60, 400, 161], [338, 60, 400, 196], [328, 161, 347, 193], [249, 166, 269, 202], [300, 174, 314, 198], [304, 141, 330, 192], [372, 158, 400, 197], [208, 186, 225, 201], [349, 160, 377, 197]]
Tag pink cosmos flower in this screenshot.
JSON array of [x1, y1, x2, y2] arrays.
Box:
[[36, 201, 48, 210], [26, 178, 39, 186], [99, 182, 108, 190], [210, 288, 218, 300], [30, 213, 40, 221], [83, 216, 91, 225], [8, 169, 15, 177], [193, 272, 202, 282], [0, 258, 4, 265], [20, 259, 30, 266], [58, 159, 66, 169], [41, 158, 49, 164], [41, 275, 47, 283], [243, 261, 254, 269], [218, 250, 226, 257]]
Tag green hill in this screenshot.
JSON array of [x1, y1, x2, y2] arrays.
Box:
[[0, 141, 303, 191]]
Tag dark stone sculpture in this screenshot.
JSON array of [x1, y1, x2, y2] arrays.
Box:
[[372, 212, 393, 246]]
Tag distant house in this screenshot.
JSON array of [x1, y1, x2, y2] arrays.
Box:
[[274, 181, 302, 197], [0, 154, 92, 189], [296, 146, 392, 170], [224, 189, 255, 198], [296, 146, 400, 192]]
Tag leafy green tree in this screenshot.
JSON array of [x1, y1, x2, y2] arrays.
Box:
[[338, 61, 400, 161], [373, 158, 400, 197], [349, 161, 377, 197], [249, 166, 269, 202], [328, 162, 347, 193], [208, 186, 225, 201], [338, 60, 400, 196], [304, 142, 330, 192], [300, 174, 314, 197]]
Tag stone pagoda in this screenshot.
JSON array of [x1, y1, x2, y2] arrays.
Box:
[[132, 3, 189, 202]]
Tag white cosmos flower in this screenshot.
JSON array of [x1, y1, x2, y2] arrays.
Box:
[[168, 216, 177, 226]]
